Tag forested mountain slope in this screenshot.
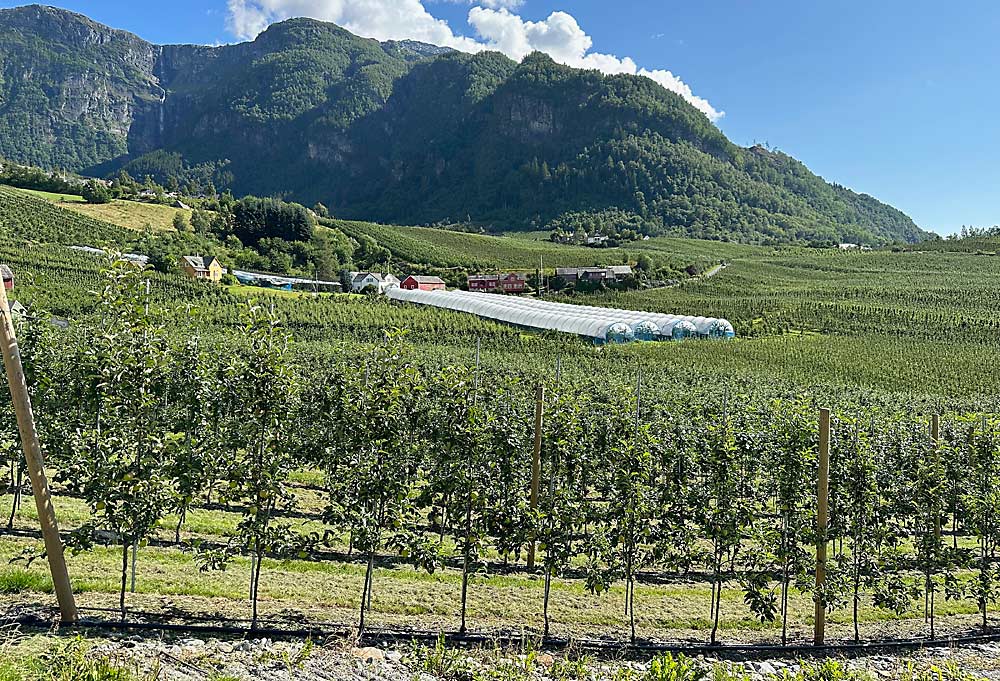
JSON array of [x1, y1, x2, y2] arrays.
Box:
[[0, 4, 925, 245]]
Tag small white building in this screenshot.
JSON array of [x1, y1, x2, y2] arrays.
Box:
[[351, 272, 400, 294]]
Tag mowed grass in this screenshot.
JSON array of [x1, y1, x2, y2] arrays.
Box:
[[223, 284, 349, 300], [12, 188, 85, 204], [0, 534, 985, 643], [13, 187, 185, 232], [1, 489, 332, 545]]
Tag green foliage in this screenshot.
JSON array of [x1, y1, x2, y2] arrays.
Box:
[[332, 218, 737, 276], [0, 186, 130, 246], [0, 160, 80, 195], [409, 636, 478, 681], [548, 208, 648, 246], [0, 568, 52, 594], [228, 196, 315, 246], [337, 53, 922, 246], [316, 334, 432, 633], [898, 661, 988, 681], [172, 211, 189, 232], [645, 654, 706, 681], [113, 151, 233, 197], [190, 209, 212, 234], [217, 305, 300, 627], [8, 171, 1000, 648], [56, 259, 180, 619], [585, 398, 660, 643], [0, 637, 154, 681], [775, 660, 870, 681], [81, 180, 112, 205]]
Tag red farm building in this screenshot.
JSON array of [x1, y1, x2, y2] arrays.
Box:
[[467, 273, 528, 294], [400, 275, 446, 291]]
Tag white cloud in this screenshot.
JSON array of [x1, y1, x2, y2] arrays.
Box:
[[226, 0, 483, 51], [226, 0, 723, 121], [477, 0, 524, 9], [468, 8, 723, 120]]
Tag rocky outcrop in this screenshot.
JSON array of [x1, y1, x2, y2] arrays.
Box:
[[0, 5, 161, 167], [505, 95, 558, 139]]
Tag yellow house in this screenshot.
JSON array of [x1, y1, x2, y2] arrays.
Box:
[[180, 255, 224, 283]]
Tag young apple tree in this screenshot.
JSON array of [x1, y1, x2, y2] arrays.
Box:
[[217, 305, 298, 629], [59, 259, 179, 620]]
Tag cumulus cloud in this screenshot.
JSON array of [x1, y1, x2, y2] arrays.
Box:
[[226, 0, 483, 51], [226, 0, 723, 121], [467, 8, 723, 120], [477, 0, 524, 9]]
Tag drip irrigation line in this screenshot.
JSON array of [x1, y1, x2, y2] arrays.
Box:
[[6, 609, 1000, 661]]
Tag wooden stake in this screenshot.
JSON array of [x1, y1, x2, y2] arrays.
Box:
[[931, 414, 941, 542], [635, 367, 642, 434], [0, 279, 77, 623], [814, 407, 830, 646], [527, 384, 544, 569]]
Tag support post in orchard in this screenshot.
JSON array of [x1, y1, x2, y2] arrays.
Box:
[[527, 383, 544, 570], [931, 414, 941, 542], [814, 407, 831, 646], [0, 275, 77, 624]]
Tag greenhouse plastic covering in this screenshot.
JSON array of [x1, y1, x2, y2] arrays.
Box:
[[386, 288, 735, 342]]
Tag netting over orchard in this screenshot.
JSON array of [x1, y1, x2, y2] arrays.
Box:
[[388, 288, 735, 344]]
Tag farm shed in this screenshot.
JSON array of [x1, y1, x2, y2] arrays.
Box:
[[401, 275, 446, 291], [386, 288, 735, 343]]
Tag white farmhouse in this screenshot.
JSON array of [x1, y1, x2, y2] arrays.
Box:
[[351, 272, 400, 294]]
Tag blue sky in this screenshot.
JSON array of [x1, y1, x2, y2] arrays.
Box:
[[4, 1, 999, 235]]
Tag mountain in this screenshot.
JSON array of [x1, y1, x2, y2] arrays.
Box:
[[0, 4, 926, 245]]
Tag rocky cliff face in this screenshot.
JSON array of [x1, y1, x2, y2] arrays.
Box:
[[0, 5, 163, 168], [0, 6, 413, 172]]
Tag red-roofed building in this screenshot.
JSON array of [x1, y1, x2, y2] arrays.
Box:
[[467, 274, 499, 291], [401, 275, 446, 291], [467, 273, 528, 293]]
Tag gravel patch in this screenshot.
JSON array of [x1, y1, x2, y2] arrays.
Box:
[[74, 635, 1000, 681]]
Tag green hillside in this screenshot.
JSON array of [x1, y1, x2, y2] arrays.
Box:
[[331, 218, 759, 272], [0, 5, 925, 247]]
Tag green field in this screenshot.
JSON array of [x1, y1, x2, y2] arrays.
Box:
[[10, 186, 186, 232], [12, 187, 85, 203], [3, 183, 1000, 650], [332, 218, 758, 272]]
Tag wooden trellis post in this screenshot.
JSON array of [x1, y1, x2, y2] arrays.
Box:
[[814, 407, 830, 645], [527, 384, 544, 569], [931, 414, 941, 542], [0, 277, 77, 623]]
